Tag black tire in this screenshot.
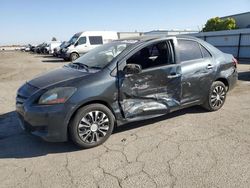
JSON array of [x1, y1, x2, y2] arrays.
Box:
[[70, 52, 79, 61], [69, 104, 115, 149], [63, 57, 70, 61], [202, 81, 227, 111]]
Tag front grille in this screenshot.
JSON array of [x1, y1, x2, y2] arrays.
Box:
[[16, 82, 39, 105]]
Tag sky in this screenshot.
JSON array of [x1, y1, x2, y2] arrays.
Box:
[[0, 0, 249, 45]]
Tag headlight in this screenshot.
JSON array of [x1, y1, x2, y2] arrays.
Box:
[[38, 87, 76, 105], [62, 48, 68, 52]]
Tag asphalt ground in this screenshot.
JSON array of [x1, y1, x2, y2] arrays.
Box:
[[0, 51, 250, 188]]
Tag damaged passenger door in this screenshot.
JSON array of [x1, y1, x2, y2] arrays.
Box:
[[118, 39, 182, 119]]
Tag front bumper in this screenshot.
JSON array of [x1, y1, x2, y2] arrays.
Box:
[[61, 51, 70, 59], [16, 103, 71, 142]]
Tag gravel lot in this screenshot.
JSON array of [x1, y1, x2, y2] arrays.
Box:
[[0, 51, 250, 188]]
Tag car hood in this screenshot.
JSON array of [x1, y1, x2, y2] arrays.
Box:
[[64, 42, 72, 48], [28, 66, 92, 89]]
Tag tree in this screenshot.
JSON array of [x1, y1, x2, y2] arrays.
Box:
[[202, 17, 236, 32], [51, 37, 57, 41]]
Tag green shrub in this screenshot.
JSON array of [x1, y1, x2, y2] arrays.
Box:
[[202, 17, 237, 32]]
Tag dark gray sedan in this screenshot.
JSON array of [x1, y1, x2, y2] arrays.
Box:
[[16, 35, 238, 148]]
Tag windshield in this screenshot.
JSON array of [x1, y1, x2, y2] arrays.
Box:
[[60, 41, 69, 48], [68, 33, 81, 45], [71, 41, 133, 69]]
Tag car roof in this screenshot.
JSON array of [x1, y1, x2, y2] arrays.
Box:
[[118, 34, 198, 42]]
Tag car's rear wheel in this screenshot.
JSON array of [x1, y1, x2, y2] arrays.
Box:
[[203, 81, 227, 111], [69, 104, 115, 148], [70, 52, 79, 61]]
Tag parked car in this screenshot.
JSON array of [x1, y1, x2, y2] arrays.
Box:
[[61, 31, 118, 61], [34, 44, 42, 53], [20, 45, 29, 52], [34, 43, 47, 54], [30, 45, 36, 52], [16, 35, 238, 148], [43, 43, 50, 54]]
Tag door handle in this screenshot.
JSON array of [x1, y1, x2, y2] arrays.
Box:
[[167, 73, 181, 79], [207, 64, 214, 69]]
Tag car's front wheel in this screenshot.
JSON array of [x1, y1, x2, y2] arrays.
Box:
[[70, 52, 79, 61], [203, 81, 227, 111], [69, 104, 115, 148]]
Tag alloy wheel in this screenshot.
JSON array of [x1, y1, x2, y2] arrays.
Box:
[[71, 53, 79, 61], [77, 111, 110, 143], [210, 85, 226, 107]]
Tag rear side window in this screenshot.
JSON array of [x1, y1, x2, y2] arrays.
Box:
[[89, 36, 103, 45], [178, 40, 202, 62], [200, 45, 212, 58]]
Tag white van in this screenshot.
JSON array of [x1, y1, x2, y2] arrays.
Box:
[[48, 41, 62, 54], [61, 31, 118, 61]]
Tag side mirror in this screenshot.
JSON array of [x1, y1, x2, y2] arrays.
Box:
[[74, 41, 78, 47], [123, 64, 142, 74]]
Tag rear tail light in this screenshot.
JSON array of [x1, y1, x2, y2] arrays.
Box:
[[232, 57, 238, 68]]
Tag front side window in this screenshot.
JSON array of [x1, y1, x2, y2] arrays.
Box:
[[77, 37, 86, 45], [178, 39, 202, 62], [127, 40, 174, 70], [89, 36, 103, 45]]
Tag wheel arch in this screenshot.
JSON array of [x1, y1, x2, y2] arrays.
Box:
[[67, 100, 117, 139], [70, 51, 79, 55], [215, 77, 229, 91], [70, 51, 79, 60]]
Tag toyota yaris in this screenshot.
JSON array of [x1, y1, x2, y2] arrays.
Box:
[[16, 35, 238, 148]]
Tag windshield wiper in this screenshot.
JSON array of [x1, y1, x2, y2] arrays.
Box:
[[70, 62, 89, 71], [89, 66, 102, 69]]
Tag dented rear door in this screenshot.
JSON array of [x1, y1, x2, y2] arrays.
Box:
[[118, 64, 182, 119]]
